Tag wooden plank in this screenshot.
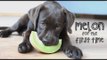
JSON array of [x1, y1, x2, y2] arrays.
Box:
[[0, 12, 24, 16]]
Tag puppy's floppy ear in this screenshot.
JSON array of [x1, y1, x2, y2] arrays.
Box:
[[28, 5, 44, 30], [63, 8, 75, 34]]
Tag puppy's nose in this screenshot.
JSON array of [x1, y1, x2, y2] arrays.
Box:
[[42, 38, 58, 46]]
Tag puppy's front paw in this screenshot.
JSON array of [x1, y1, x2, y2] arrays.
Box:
[[18, 42, 33, 53], [63, 46, 83, 59]]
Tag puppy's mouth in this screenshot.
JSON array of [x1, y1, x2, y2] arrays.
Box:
[[38, 32, 60, 46], [38, 37, 59, 46], [41, 39, 59, 46]]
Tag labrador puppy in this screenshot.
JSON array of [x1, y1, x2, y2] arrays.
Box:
[[0, 1, 83, 59]]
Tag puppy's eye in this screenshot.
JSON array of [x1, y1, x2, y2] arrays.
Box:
[[41, 23, 46, 28], [41, 22, 46, 26], [40, 22, 46, 28], [42, 22, 45, 25]]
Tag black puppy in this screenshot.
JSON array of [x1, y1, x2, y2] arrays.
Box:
[[0, 1, 83, 59]]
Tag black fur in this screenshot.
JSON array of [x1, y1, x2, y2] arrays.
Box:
[[0, 1, 83, 59]]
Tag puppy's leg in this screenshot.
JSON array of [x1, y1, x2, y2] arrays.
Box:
[[18, 21, 34, 53], [60, 29, 83, 59], [0, 14, 29, 37], [18, 29, 33, 53]]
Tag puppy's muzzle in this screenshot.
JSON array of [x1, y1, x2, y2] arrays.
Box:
[[42, 35, 59, 46]]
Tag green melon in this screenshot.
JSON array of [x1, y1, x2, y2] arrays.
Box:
[[29, 31, 62, 53]]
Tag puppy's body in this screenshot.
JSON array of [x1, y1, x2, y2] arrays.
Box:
[[0, 1, 83, 59]]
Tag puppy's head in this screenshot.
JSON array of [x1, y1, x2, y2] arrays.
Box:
[[29, 3, 75, 46]]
